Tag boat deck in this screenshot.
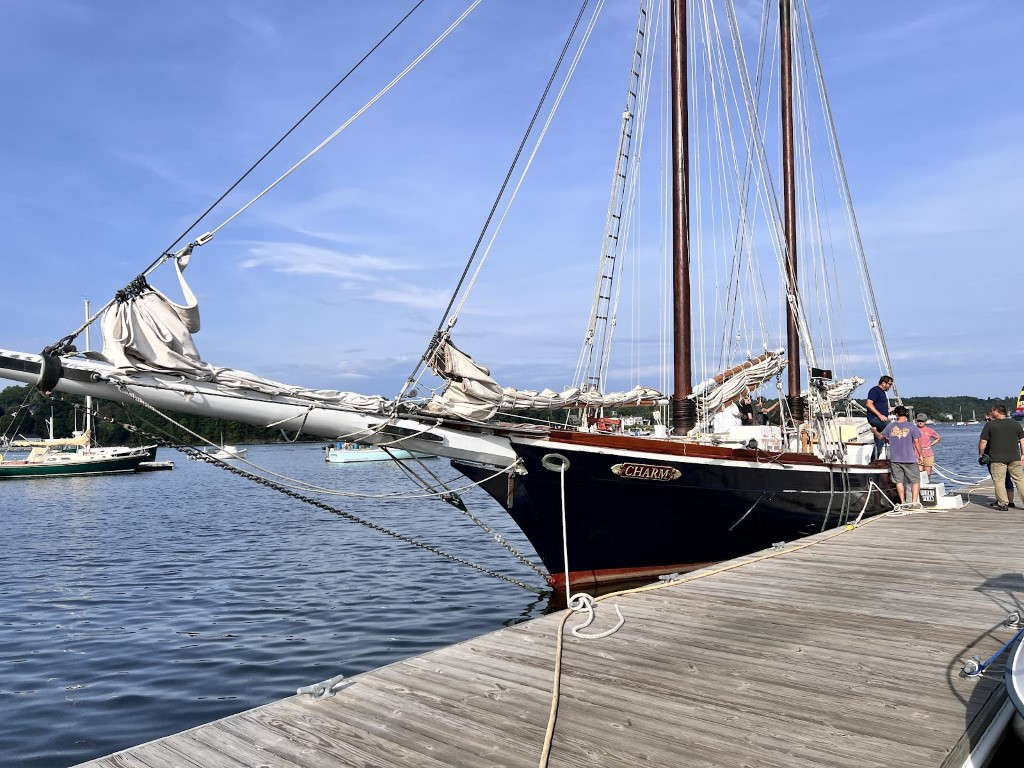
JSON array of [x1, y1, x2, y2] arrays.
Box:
[[75, 489, 1022, 767]]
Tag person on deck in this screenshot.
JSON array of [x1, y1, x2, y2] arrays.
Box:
[[874, 405, 922, 509], [737, 394, 755, 425], [914, 413, 941, 481], [978, 403, 1024, 511], [866, 375, 894, 461], [757, 397, 779, 425]]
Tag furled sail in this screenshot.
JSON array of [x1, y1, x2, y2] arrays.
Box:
[[98, 250, 389, 413], [101, 249, 212, 379], [12, 430, 91, 448], [423, 338, 664, 421], [690, 349, 788, 420]]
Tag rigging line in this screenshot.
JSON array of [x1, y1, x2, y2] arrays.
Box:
[[84, 385, 517, 505], [389, 455, 545, 578], [115, 387, 511, 501], [166, 0, 431, 255], [800, 0, 894, 385], [397, 0, 598, 399], [209, 0, 485, 240], [45, 3, 430, 355], [103, 387, 545, 591]]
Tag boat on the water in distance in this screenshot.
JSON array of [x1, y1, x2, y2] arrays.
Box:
[[0, 430, 153, 479], [325, 442, 435, 464], [200, 444, 247, 460], [0, 2, 906, 590]]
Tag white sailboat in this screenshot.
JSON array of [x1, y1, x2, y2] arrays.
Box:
[[0, 1, 903, 588]]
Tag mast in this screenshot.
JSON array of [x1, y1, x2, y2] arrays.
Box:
[[84, 298, 93, 444], [670, 0, 695, 433], [779, 0, 803, 420]]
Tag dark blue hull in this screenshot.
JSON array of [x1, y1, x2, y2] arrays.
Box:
[[455, 431, 895, 589]]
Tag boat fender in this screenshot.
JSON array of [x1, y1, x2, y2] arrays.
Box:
[[541, 453, 570, 473], [35, 353, 64, 394]]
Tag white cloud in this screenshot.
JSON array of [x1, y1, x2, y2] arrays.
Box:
[[239, 242, 404, 279], [367, 283, 451, 310]]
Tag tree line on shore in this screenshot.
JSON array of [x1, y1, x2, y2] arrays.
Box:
[[0, 384, 319, 446]]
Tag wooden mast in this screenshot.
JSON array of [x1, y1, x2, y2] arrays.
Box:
[[780, 0, 802, 416], [670, 0, 695, 433]]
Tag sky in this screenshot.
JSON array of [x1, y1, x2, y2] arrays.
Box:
[[0, 1, 1022, 402]]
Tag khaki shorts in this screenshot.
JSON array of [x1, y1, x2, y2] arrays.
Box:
[[919, 455, 935, 468], [891, 462, 919, 486]]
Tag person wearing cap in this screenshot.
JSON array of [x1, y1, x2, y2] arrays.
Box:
[[914, 413, 941, 481], [873, 405, 923, 509]]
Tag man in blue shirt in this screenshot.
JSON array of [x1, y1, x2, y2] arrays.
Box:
[[865, 375, 894, 461]]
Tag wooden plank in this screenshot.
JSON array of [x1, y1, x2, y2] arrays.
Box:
[[70, 503, 1023, 768]]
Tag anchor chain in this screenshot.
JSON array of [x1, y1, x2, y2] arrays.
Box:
[[96, 385, 546, 593]]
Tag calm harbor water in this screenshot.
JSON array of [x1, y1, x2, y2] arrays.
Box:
[[0, 443, 549, 767], [0, 426, 1012, 767]]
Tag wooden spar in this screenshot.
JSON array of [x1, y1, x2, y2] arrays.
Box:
[[670, 0, 695, 432], [706, 351, 783, 387], [780, 0, 801, 400]]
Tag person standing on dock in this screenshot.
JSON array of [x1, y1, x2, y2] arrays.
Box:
[[865, 375, 894, 461], [978, 403, 1024, 511], [914, 413, 941, 481], [876, 405, 922, 509]]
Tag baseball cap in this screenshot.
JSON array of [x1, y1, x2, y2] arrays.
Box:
[[915, 413, 928, 422]]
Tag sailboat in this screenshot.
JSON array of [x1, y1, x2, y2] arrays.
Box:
[[0, 409, 153, 480], [0, 301, 155, 480], [0, 1, 900, 588], [199, 433, 247, 461]]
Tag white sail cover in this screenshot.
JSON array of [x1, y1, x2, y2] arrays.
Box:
[[98, 251, 388, 413], [810, 375, 865, 403], [691, 350, 788, 409], [12, 430, 91, 448], [101, 250, 210, 378], [423, 338, 664, 421], [422, 339, 506, 420]]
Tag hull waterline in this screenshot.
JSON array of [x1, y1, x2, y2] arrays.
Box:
[[455, 431, 895, 589], [0, 452, 150, 479]]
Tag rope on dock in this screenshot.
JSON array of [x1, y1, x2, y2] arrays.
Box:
[[538, 510, 893, 768]]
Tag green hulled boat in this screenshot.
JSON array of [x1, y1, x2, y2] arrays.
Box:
[[0, 431, 154, 480]]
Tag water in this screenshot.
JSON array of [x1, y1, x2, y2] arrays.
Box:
[[0, 444, 549, 767], [921, 423, 993, 496], [0, 427, 1012, 767]]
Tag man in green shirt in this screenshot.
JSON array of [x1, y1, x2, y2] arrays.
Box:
[[978, 403, 1024, 511]]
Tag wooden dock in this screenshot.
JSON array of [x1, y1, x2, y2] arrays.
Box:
[[76, 494, 1023, 767]]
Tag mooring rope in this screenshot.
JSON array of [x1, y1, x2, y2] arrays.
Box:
[[537, 510, 893, 768]]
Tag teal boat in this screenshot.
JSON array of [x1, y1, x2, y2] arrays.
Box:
[[324, 442, 434, 464]]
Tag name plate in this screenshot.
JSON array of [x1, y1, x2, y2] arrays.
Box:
[[611, 463, 681, 481]]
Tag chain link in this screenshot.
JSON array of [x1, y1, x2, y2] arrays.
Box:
[[99, 385, 547, 593]]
